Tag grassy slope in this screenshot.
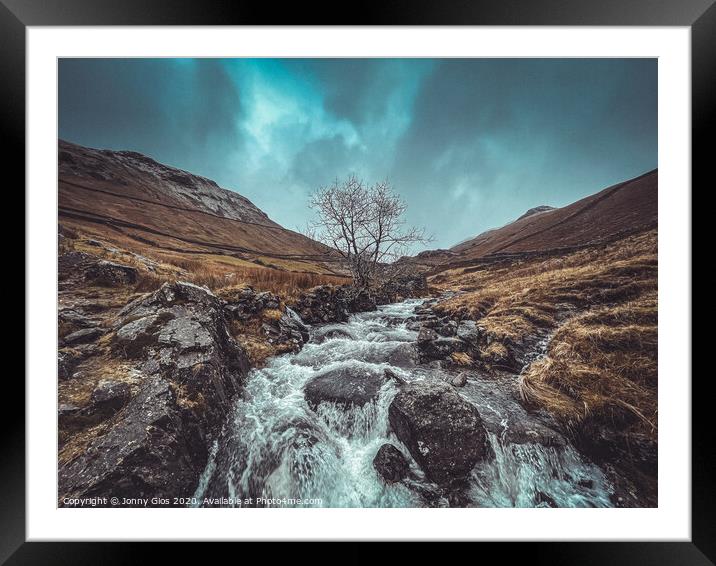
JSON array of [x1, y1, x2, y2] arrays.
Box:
[[430, 229, 658, 489]]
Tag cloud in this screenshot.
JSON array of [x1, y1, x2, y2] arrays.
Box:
[[59, 58, 657, 252]]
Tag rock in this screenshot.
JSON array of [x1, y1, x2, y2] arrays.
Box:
[[84, 260, 138, 287], [58, 309, 95, 330], [388, 379, 491, 484], [435, 320, 458, 337], [86, 380, 132, 417], [535, 491, 558, 508], [384, 368, 407, 386], [58, 346, 97, 380], [417, 327, 439, 343], [59, 376, 206, 504], [291, 285, 380, 325], [456, 320, 483, 344], [451, 373, 467, 388], [63, 327, 103, 345], [385, 343, 418, 368], [373, 444, 410, 483], [304, 365, 388, 410], [345, 287, 377, 313], [58, 403, 82, 418], [112, 281, 250, 430], [418, 336, 466, 361]]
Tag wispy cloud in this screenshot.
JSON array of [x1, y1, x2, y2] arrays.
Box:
[[59, 58, 656, 251]]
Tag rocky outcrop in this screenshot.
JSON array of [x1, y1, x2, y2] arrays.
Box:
[[411, 307, 525, 371], [112, 282, 250, 427], [58, 251, 138, 288], [222, 287, 281, 321], [62, 327, 103, 346], [58, 344, 99, 380], [59, 376, 206, 504], [373, 444, 410, 483], [292, 285, 377, 324], [388, 379, 491, 484], [417, 327, 466, 361], [304, 365, 388, 410], [292, 275, 428, 325], [259, 309, 310, 353], [373, 273, 429, 305], [59, 282, 251, 505], [85, 260, 138, 287]]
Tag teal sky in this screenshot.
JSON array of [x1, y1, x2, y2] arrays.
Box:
[[59, 58, 657, 251]]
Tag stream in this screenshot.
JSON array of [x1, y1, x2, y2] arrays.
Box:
[[193, 299, 614, 508]]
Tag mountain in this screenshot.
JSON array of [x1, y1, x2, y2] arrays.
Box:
[[58, 140, 340, 273], [448, 169, 657, 262], [514, 205, 556, 222]]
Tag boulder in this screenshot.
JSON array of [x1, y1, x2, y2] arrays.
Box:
[[258, 308, 310, 352], [59, 376, 206, 504], [112, 281, 250, 429], [388, 379, 491, 484], [456, 320, 483, 344], [84, 260, 138, 287], [451, 373, 467, 388], [373, 444, 410, 483], [435, 320, 458, 337], [291, 285, 379, 325], [418, 336, 466, 361], [304, 365, 387, 410]]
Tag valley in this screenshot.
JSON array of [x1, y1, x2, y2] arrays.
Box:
[[57, 141, 658, 508]]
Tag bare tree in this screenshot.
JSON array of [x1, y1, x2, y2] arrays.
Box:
[[308, 175, 431, 287]]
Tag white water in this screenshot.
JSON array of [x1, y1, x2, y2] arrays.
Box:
[[194, 299, 613, 508]]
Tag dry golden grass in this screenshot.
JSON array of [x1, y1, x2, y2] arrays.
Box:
[[450, 352, 473, 366], [432, 230, 657, 344], [62, 224, 349, 299], [519, 291, 657, 436], [431, 229, 658, 449]]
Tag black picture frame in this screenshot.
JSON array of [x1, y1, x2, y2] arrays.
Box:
[[7, 0, 708, 562]]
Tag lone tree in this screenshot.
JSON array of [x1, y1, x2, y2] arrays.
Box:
[[308, 175, 430, 287]]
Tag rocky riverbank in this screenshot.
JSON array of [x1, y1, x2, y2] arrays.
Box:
[[57, 249, 429, 506]]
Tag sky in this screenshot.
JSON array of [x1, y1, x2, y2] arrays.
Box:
[[58, 58, 657, 252]]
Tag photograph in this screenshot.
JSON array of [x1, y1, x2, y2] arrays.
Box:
[[55, 57, 659, 509]]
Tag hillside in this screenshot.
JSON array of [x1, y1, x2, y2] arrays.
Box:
[[449, 169, 657, 262], [58, 140, 342, 276]]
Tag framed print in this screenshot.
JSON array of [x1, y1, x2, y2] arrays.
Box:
[[8, 0, 710, 561]]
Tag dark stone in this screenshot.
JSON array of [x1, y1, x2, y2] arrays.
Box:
[[373, 444, 410, 483], [384, 368, 407, 386], [417, 327, 439, 343], [59, 377, 207, 505], [451, 373, 467, 388], [112, 281, 250, 433], [535, 491, 558, 508], [312, 327, 354, 344], [456, 320, 483, 345], [385, 343, 418, 368], [418, 336, 466, 361], [388, 379, 491, 484], [63, 327, 103, 345], [85, 260, 138, 287], [435, 320, 458, 337], [58, 347, 97, 380], [86, 380, 132, 417], [304, 365, 388, 410]]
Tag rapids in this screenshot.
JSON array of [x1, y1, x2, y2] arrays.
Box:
[[193, 299, 614, 508]]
